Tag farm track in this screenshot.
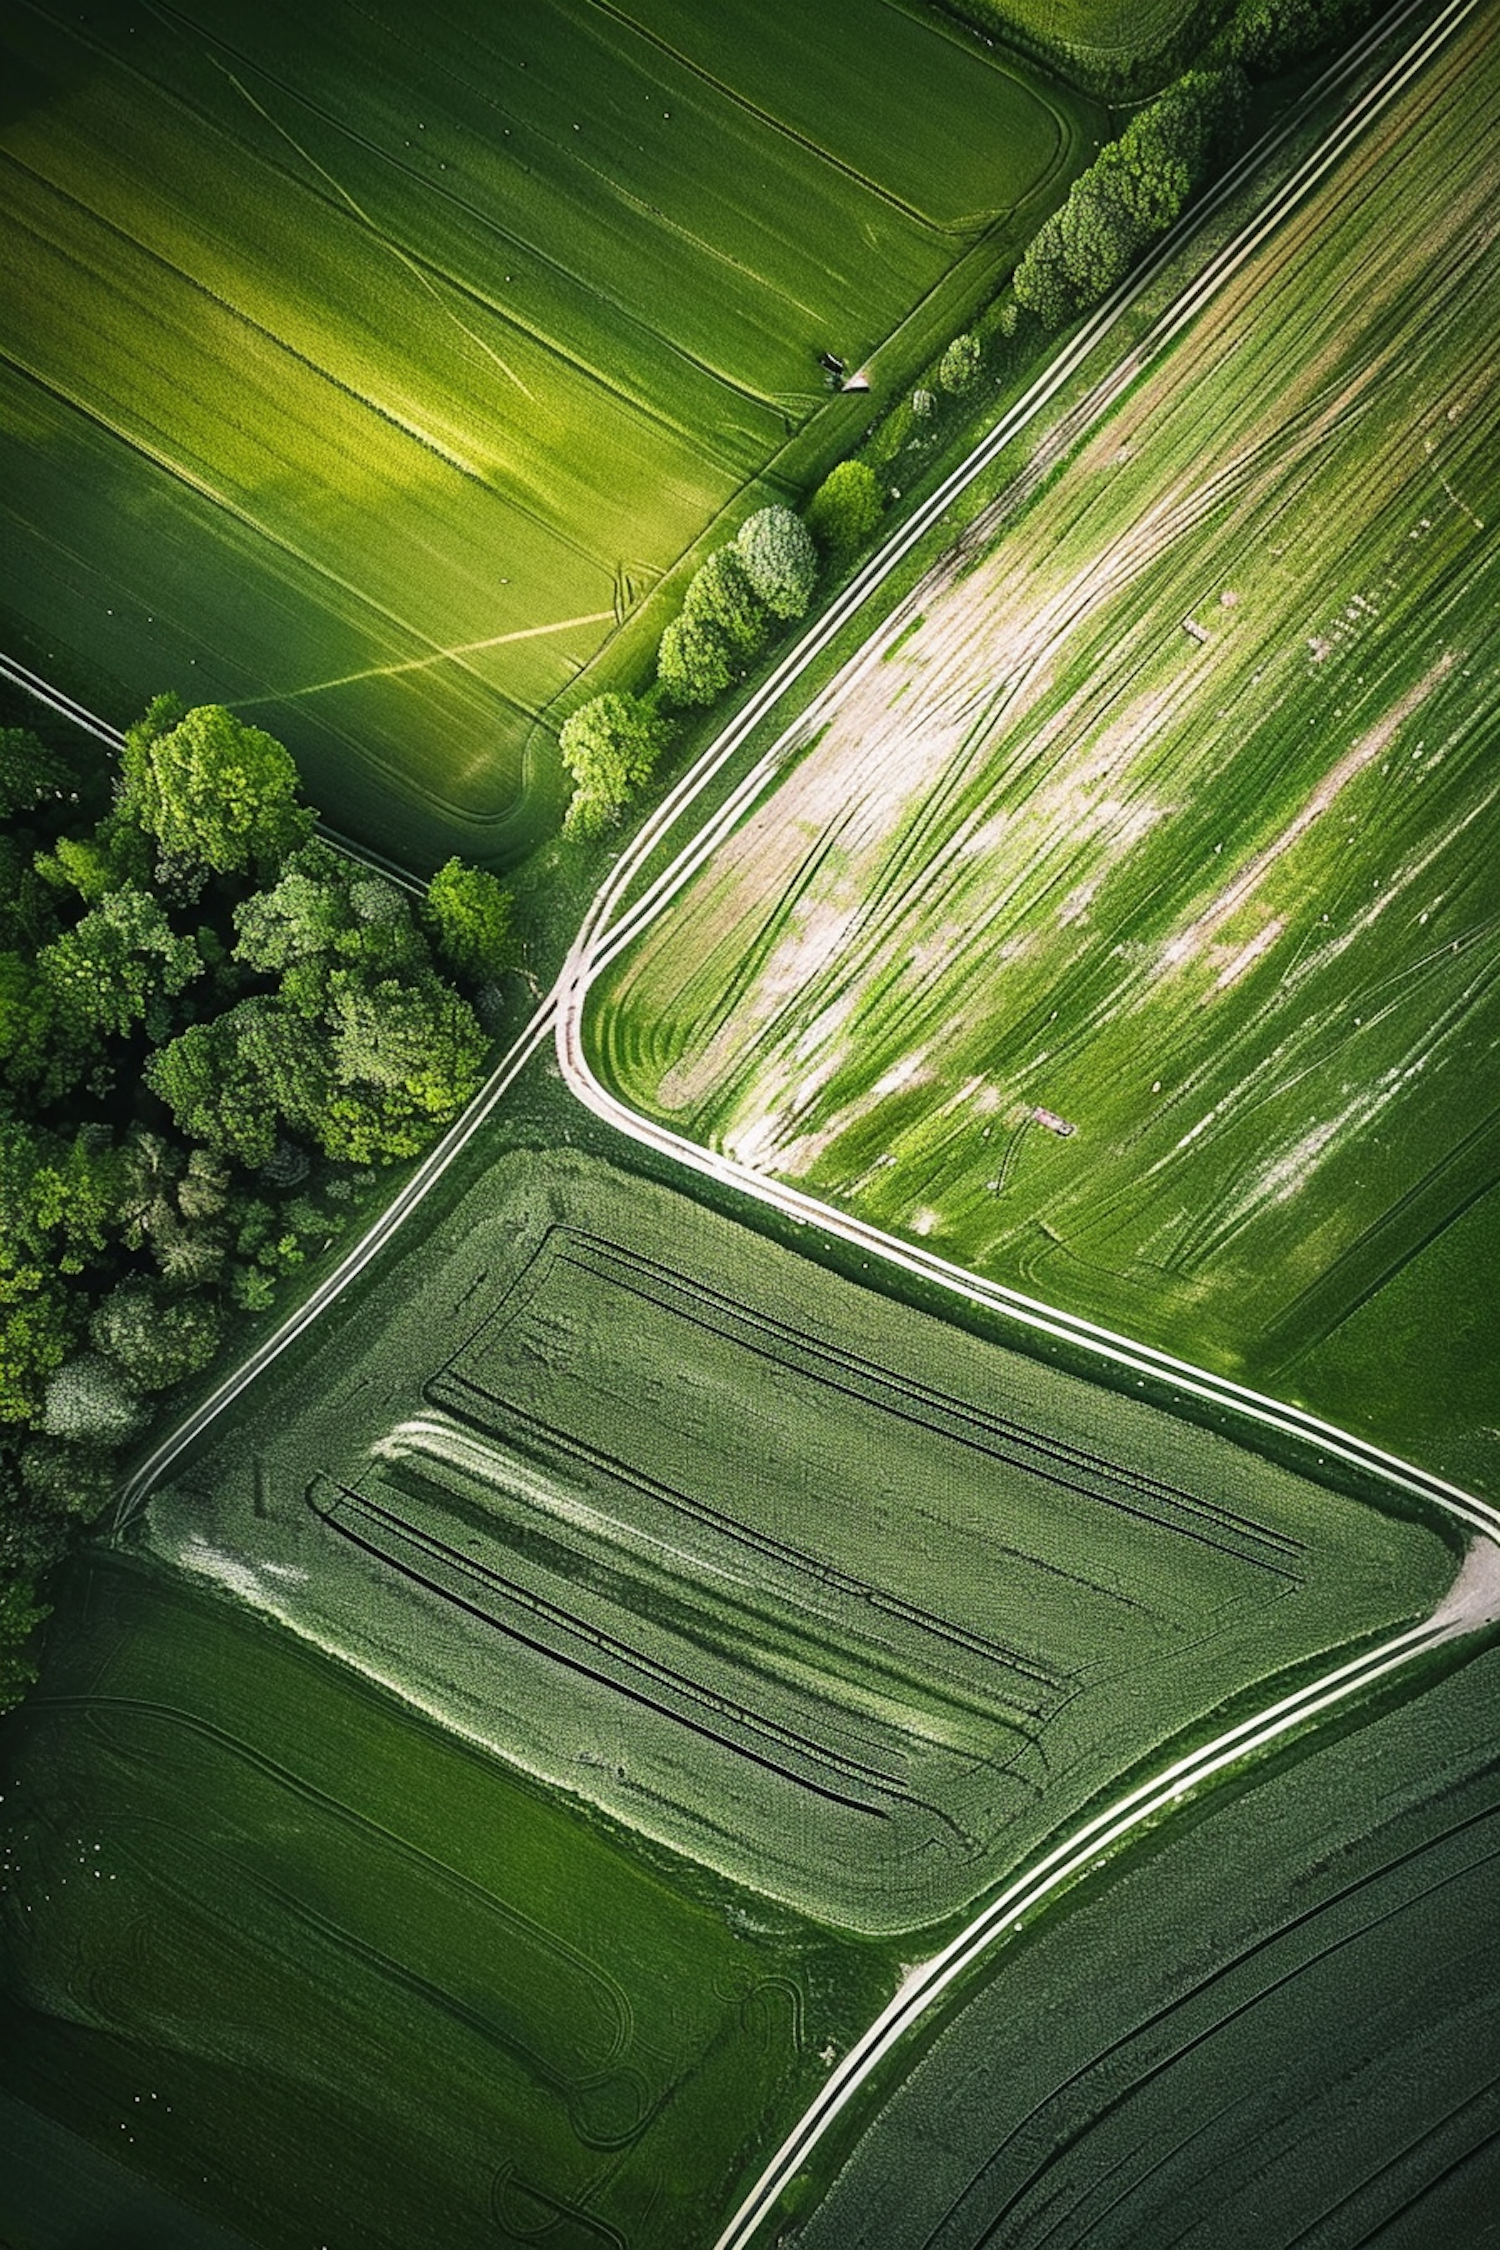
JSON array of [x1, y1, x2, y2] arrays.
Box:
[[554, 4, 1500, 2234], [6, 0, 1079, 855], [55, 3, 1494, 2235]]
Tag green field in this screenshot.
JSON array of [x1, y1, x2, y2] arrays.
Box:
[[1, 1141, 1460, 2241], [589, 9, 1500, 1497], [0, 1551, 887, 2250], [0, 0, 1093, 868], [950, 0, 1215, 79], [137, 1148, 1454, 1935], [796, 1628, 1500, 2249]]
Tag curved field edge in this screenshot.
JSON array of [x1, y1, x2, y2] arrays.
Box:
[[788, 1622, 1500, 2250], [8, 1125, 1476, 2250], [579, 5, 1500, 1498], [133, 1146, 1455, 1936], [0, 1546, 891, 2250]]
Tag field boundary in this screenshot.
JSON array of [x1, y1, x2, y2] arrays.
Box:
[[103, 0, 1481, 1545], [550, 2, 1499, 2231], [704, 1527, 1500, 2247], [0, 648, 426, 897]]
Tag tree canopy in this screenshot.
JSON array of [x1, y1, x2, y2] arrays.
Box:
[[683, 547, 769, 658], [38, 887, 202, 1041], [938, 333, 982, 395], [734, 506, 818, 620], [119, 702, 313, 878], [41, 1352, 146, 1446], [91, 1280, 224, 1392], [424, 858, 515, 985], [558, 692, 667, 838], [805, 460, 884, 561], [0, 693, 509, 1714], [1014, 69, 1247, 328], [658, 610, 736, 708]]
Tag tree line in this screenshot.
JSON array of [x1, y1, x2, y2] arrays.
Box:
[[557, 490, 880, 839], [935, 0, 1387, 100], [551, 0, 1381, 847], [0, 701, 513, 1707]]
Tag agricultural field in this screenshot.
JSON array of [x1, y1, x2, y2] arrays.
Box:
[[135, 1149, 1454, 1933], [0, 0, 1094, 869], [0, 1550, 886, 2250], [0, 1145, 1461, 2242], [953, 0, 1215, 81], [589, 7, 1500, 1498], [795, 1626, 1500, 2250]]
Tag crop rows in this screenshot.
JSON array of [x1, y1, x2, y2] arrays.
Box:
[[797, 1632, 1500, 2249], [0, 1549, 872, 2249], [590, 10, 1500, 1493], [0, 0, 1082, 864], [136, 1151, 1454, 1937]]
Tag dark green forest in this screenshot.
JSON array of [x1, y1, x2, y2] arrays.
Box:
[[0, 702, 512, 1704]]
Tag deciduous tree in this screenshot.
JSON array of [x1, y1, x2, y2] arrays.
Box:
[[41, 1352, 146, 1445], [145, 1010, 281, 1169], [424, 858, 515, 984], [804, 461, 883, 561], [734, 506, 818, 620], [683, 547, 769, 658], [38, 887, 202, 1040], [19, 1437, 118, 1521], [658, 609, 736, 707], [558, 692, 667, 838], [0, 1271, 78, 1428], [938, 333, 982, 395], [91, 1281, 223, 1391], [119, 703, 313, 879]]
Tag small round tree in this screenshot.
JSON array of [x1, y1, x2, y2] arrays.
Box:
[[658, 611, 735, 707], [21, 1437, 119, 1520], [683, 547, 769, 657], [42, 1353, 147, 1445], [938, 332, 982, 395], [424, 857, 514, 984], [733, 506, 818, 621], [910, 387, 936, 420], [804, 461, 883, 561], [118, 704, 313, 880], [557, 692, 666, 839], [91, 1281, 223, 1392]]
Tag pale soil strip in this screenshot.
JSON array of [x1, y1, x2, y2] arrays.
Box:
[[551, 9, 1496, 2243], [1160, 650, 1456, 969], [64, 27, 1490, 2248], [231, 611, 619, 705]]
